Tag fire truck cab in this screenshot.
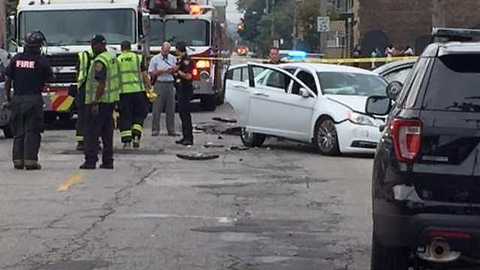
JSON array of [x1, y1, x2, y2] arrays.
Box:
[[10, 0, 146, 123]]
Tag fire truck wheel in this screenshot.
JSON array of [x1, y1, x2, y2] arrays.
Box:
[[200, 95, 216, 111]]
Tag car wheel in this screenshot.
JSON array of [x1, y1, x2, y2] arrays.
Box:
[[371, 233, 411, 270], [240, 128, 266, 147], [3, 126, 13, 139], [314, 118, 340, 155], [200, 95, 216, 111]]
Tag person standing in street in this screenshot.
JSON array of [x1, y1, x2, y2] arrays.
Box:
[[4, 31, 52, 170], [117, 41, 151, 149], [80, 35, 120, 170], [75, 48, 94, 151], [264, 47, 285, 64], [148, 42, 176, 137], [174, 42, 194, 146]]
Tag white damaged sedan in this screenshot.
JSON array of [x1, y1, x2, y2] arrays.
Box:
[[224, 63, 387, 155]]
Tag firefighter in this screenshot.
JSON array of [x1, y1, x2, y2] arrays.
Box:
[[4, 31, 52, 170], [117, 40, 151, 149], [80, 35, 120, 170], [75, 48, 94, 150], [174, 42, 194, 146]]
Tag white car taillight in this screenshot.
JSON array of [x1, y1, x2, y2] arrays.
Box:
[[391, 119, 422, 163]]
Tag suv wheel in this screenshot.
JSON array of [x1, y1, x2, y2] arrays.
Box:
[[240, 128, 266, 147], [313, 118, 340, 155], [371, 233, 411, 270]]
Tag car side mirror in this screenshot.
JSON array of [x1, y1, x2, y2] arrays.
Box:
[[299, 88, 310, 98], [386, 81, 403, 100], [366, 96, 391, 116]]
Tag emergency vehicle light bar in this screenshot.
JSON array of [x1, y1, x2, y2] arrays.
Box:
[[432, 28, 480, 42]]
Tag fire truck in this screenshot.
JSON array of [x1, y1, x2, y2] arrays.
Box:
[[9, 0, 147, 123], [144, 0, 227, 111]]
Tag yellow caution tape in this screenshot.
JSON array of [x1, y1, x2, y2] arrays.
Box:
[[190, 56, 418, 64]]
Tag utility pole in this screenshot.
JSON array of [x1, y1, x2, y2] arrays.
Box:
[[292, 0, 302, 50], [0, 0, 5, 48], [319, 0, 328, 54], [432, 0, 446, 27]]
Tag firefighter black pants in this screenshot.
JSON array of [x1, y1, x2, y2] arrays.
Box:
[[84, 103, 114, 165], [75, 85, 86, 143], [177, 86, 193, 142], [119, 92, 148, 143], [11, 95, 44, 164]]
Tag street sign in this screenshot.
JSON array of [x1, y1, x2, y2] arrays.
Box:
[[317, 16, 330, 32]]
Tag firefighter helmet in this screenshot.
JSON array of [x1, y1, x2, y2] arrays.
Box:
[[25, 31, 46, 48]]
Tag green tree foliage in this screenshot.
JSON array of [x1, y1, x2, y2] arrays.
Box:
[[237, 0, 337, 54]]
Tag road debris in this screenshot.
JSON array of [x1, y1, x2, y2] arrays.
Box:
[[230, 146, 249, 151], [212, 117, 237, 123], [203, 142, 225, 148], [176, 152, 220, 160]]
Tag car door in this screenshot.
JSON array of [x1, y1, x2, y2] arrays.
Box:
[[246, 64, 316, 141], [288, 69, 319, 139], [225, 65, 250, 125]]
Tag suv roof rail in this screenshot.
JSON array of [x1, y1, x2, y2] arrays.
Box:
[[432, 27, 480, 42]]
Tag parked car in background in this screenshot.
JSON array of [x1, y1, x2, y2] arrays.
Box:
[[367, 28, 480, 270], [225, 63, 387, 155], [373, 59, 416, 84]]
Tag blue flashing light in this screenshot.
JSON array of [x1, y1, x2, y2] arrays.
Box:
[[288, 51, 307, 58]]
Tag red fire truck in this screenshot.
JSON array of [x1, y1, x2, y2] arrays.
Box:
[[143, 0, 227, 111]]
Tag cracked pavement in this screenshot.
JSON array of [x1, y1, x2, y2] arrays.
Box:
[[0, 105, 373, 270]]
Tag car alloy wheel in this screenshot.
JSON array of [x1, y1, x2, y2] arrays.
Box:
[[240, 127, 266, 147], [314, 118, 340, 155]]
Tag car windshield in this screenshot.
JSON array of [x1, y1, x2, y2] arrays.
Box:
[[424, 54, 480, 112], [19, 9, 135, 45], [318, 72, 387, 96]]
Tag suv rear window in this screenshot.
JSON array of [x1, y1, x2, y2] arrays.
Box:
[[423, 54, 480, 112]]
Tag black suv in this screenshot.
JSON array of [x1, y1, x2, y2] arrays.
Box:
[[367, 28, 480, 270]]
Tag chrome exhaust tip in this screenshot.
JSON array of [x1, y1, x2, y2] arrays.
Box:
[[418, 238, 461, 263]]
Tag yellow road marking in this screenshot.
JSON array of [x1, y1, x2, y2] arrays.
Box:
[[57, 174, 84, 192]]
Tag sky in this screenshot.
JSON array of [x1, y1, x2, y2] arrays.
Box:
[[226, 0, 242, 23]]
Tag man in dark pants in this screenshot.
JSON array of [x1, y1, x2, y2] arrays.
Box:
[[117, 41, 151, 149], [75, 49, 93, 150], [80, 35, 120, 170], [4, 31, 52, 170], [174, 42, 194, 146]]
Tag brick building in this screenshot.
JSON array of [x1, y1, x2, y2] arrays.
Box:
[[353, 0, 480, 56]]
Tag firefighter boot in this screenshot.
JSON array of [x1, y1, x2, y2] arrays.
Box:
[[24, 160, 42, 170]]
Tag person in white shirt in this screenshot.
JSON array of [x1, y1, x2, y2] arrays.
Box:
[[148, 42, 177, 136], [403, 46, 415, 56]]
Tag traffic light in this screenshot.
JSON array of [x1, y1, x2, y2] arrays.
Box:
[[237, 18, 245, 33]]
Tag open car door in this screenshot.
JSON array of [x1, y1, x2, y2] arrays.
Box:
[[244, 63, 317, 141]]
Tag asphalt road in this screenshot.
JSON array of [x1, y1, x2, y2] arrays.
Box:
[[0, 104, 373, 270]]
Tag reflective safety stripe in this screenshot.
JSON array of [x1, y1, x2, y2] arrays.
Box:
[[75, 136, 84, 142], [120, 130, 132, 138], [77, 50, 93, 86], [132, 124, 143, 133]]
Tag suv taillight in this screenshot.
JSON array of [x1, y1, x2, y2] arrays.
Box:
[[391, 119, 422, 163]]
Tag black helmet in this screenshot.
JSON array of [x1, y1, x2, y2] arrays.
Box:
[[25, 31, 46, 48]]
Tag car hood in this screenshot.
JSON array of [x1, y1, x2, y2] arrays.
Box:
[[325, 95, 368, 113]]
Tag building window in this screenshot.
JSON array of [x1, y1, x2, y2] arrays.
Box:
[[327, 31, 346, 48]]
